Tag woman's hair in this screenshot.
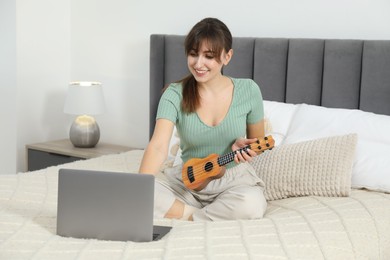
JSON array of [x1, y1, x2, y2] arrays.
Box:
[[181, 17, 232, 113]]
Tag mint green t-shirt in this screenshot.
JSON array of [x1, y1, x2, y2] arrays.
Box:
[[156, 77, 264, 168]]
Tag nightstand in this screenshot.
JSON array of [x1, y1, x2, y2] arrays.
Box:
[[26, 139, 135, 171]]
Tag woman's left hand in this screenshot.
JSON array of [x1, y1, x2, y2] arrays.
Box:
[[232, 137, 258, 164]]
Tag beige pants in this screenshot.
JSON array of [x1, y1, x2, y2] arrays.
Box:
[[154, 162, 267, 221]]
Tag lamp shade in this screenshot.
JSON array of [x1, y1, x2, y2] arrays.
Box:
[[64, 81, 105, 115]]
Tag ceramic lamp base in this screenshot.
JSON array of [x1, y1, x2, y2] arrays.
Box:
[[69, 115, 100, 148]]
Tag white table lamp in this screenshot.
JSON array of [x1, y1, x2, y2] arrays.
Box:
[[64, 81, 106, 148]]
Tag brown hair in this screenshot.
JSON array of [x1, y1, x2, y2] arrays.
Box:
[[181, 18, 233, 113]]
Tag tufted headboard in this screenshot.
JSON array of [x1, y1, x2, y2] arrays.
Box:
[[149, 34, 390, 137]]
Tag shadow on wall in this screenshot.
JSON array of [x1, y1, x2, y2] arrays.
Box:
[[42, 90, 70, 141]]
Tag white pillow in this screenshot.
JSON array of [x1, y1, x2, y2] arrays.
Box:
[[263, 100, 300, 146], [160, 127, 180, 171], [173, 145, 182, 167], [283, 104, 390, 193]]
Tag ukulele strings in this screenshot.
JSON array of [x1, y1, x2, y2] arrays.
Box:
[[188, 146, 251, 177], [185, 150, 245, 179], [184, 141, 269, 179], [182, 137, 272, 181]]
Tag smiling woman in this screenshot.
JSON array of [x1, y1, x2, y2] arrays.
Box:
[[182, 17, 233, 113], [139, 17, 267, 221]]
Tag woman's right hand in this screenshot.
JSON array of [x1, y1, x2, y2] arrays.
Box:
[[138, 119, 175, 175]]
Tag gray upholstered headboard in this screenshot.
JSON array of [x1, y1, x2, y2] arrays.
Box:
[[150, 34, 390, 137]]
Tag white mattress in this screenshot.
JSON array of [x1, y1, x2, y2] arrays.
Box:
[[0, 150, 389, 259]]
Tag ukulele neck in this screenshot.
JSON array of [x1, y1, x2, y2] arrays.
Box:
[[217, 145, 250, 166]]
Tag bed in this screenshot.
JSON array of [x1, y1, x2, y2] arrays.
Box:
[[1, 35, 390, 259]]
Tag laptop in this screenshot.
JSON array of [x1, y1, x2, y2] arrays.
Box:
[[57, 169, 171, 242]]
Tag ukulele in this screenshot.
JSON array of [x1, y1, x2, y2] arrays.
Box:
[[182, 135, 275, 191]]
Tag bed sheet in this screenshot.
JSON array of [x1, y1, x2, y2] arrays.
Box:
[[0, 150, 389, 260]]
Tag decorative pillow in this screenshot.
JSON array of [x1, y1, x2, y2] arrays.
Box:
[[283, 104, 390, 193], [250, 134, 357, 201]]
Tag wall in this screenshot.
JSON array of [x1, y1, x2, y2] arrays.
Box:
[[2, 0, 390, 173], [0, 0, 17, 174], [15, 0, 71, 173]]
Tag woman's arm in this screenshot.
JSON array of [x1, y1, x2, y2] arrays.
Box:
[[138, 118, 175, 175], [246, 119, 265, 139]]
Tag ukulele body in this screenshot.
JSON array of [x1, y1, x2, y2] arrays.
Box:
[[181, 135, 274, 191], [182, 154, 225, 191]]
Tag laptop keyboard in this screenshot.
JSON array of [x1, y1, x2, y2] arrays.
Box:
[[153, 233, 160, 240]]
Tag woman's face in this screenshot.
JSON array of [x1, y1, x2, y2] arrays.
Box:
[[187, 41, 232, 84]]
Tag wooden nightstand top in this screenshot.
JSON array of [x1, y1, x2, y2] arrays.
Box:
[[26, 139, 136, 159]]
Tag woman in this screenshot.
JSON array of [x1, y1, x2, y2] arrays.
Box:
[[139, 17, 267, 221]]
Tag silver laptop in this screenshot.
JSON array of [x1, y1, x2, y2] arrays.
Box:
[[57, 169, 171, 242]]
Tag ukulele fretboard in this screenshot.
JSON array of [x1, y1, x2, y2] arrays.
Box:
[[217, 145, 251, 166]]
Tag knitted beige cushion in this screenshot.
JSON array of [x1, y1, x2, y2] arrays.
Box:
[[250, 134, 357, 201]]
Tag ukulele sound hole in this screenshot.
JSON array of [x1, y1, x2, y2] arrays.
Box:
[[204, 162, 213, 172]]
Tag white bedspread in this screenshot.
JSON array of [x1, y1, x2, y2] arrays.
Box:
[[1, 150, 389, 259]]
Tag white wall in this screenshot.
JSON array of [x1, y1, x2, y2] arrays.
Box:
[[2, 0, 390, 173], [14, 0, 71, 173], [0, 0, 17, 174]]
